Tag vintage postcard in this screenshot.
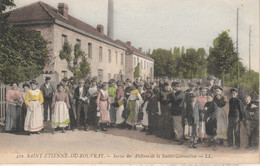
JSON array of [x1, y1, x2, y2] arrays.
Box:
[[0, 0, 259, 164]]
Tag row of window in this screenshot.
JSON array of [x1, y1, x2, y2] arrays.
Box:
[[133, 56, 153, 70], [62, 34, 124, 65], [98, 69, 123, 81]]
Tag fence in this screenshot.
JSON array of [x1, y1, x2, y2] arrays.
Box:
[[0, 84, 7, 123]]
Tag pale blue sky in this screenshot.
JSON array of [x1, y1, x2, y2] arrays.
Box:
[[13, 0, 259, 71]]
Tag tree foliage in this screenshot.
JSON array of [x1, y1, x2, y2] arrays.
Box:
[[0, 0, 15, 27], [134, 62, 140, 78], [207, 31, 242, 80], [150, 48, 177, 78], [181, 48, 207, 79], [59, 41, 72, 64], [0, 27, 48, 84], [59, 42, 91, 80]]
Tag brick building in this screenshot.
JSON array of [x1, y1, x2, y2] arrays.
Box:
[[7, 1, 154, 82]]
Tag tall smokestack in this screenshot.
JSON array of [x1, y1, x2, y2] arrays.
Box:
[[107, 0, 114, 39]]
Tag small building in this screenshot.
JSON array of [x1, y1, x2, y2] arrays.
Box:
[[7, 1, 126, 82], [115, 40, 154, 82]]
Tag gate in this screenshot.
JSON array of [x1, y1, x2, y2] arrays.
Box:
[[0, 83, 7, 123]]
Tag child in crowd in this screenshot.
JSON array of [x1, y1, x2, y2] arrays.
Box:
[[184, 92, 202, 148], [51, 83, 71, 134], [204, 94, 217, 150]]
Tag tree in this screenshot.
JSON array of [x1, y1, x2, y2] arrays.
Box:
[[241, 70, 259, 95], [0, 27, 48, 84], [150, 48, 177, 78], [181, 48, 202, 79], [197, 48, 207, 78], [59, 42, 91, 80], [0, 0, 15, 27], [181, 46, 185, 56], [207, 31, 244, 86], [173, 47, 180, 58], [134, 63, 140, 78]]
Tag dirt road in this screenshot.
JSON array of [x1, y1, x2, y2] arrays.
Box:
[[0, 124, 259, 164]]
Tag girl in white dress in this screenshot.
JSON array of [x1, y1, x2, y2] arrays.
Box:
[[51, 83, 71, 134]]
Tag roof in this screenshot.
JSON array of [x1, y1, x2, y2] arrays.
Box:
[[7, 1, 125, 50], [115, 40, 154, 61]]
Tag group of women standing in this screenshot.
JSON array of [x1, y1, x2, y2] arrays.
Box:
[[3, 76, 258, 150]]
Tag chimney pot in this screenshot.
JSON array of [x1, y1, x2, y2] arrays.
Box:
[[126, 41, 131, 46], [58, 3, 69, 18], [97, 24, 104, 34]]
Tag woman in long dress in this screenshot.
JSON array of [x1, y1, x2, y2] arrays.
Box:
[[115, 81, 125, 128], [96, 82, 111, 131], [196, 86, 209, 143], [21, 83, 30, 131], [5, 82, 23, 132], [213, 85, 228, 145], [126, 86, 143, 130], [24, 80, 44, 135], [140, 83, 153, 132], [51, 83, 71, 134], [204, 94, 218, 150]]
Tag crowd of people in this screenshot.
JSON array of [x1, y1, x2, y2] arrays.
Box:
[[3, 75, 259, 150]]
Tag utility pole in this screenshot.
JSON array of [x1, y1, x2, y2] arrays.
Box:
[[236, 8, 240, 87], [249, 25, 252, 73]]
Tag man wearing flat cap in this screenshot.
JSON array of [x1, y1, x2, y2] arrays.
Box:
[[40, 76, 56, 122], [227, 87, 244, 149], [207, 75, 216, 95], [183, 82, 198, 137], [170, 81, 185, 144]]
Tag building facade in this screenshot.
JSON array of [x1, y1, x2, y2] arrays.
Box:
[[115, 40, 154, 82], [7, 1, 153, 82], [8, 2, 126, 82]]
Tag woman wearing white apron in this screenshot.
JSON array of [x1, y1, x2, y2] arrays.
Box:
[[51, 83, 71, 134], [24, 80, 44, 135], [213, 85, 228, 145], [140, 83, 153, 132]]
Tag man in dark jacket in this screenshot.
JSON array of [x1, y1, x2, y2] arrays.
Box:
[[40, 76, 56, 122], [74, 79, 89, 131], [228, 88, 244, 149], [170, 81, 185, 145], [243, 95, 259, 148]]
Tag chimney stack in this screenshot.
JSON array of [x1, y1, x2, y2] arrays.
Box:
[[107, 0, 114, 39], [58, 3, 68, 18], [138, 47, 142, 52], [126, 41, 131, 46], [97, 24, 104, 34]]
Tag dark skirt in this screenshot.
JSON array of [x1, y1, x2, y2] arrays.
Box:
[[156, 104, 174, 139], [88, 96, 98, 125], [5, 104, 22, 131], [205, 118, 217, 136]]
